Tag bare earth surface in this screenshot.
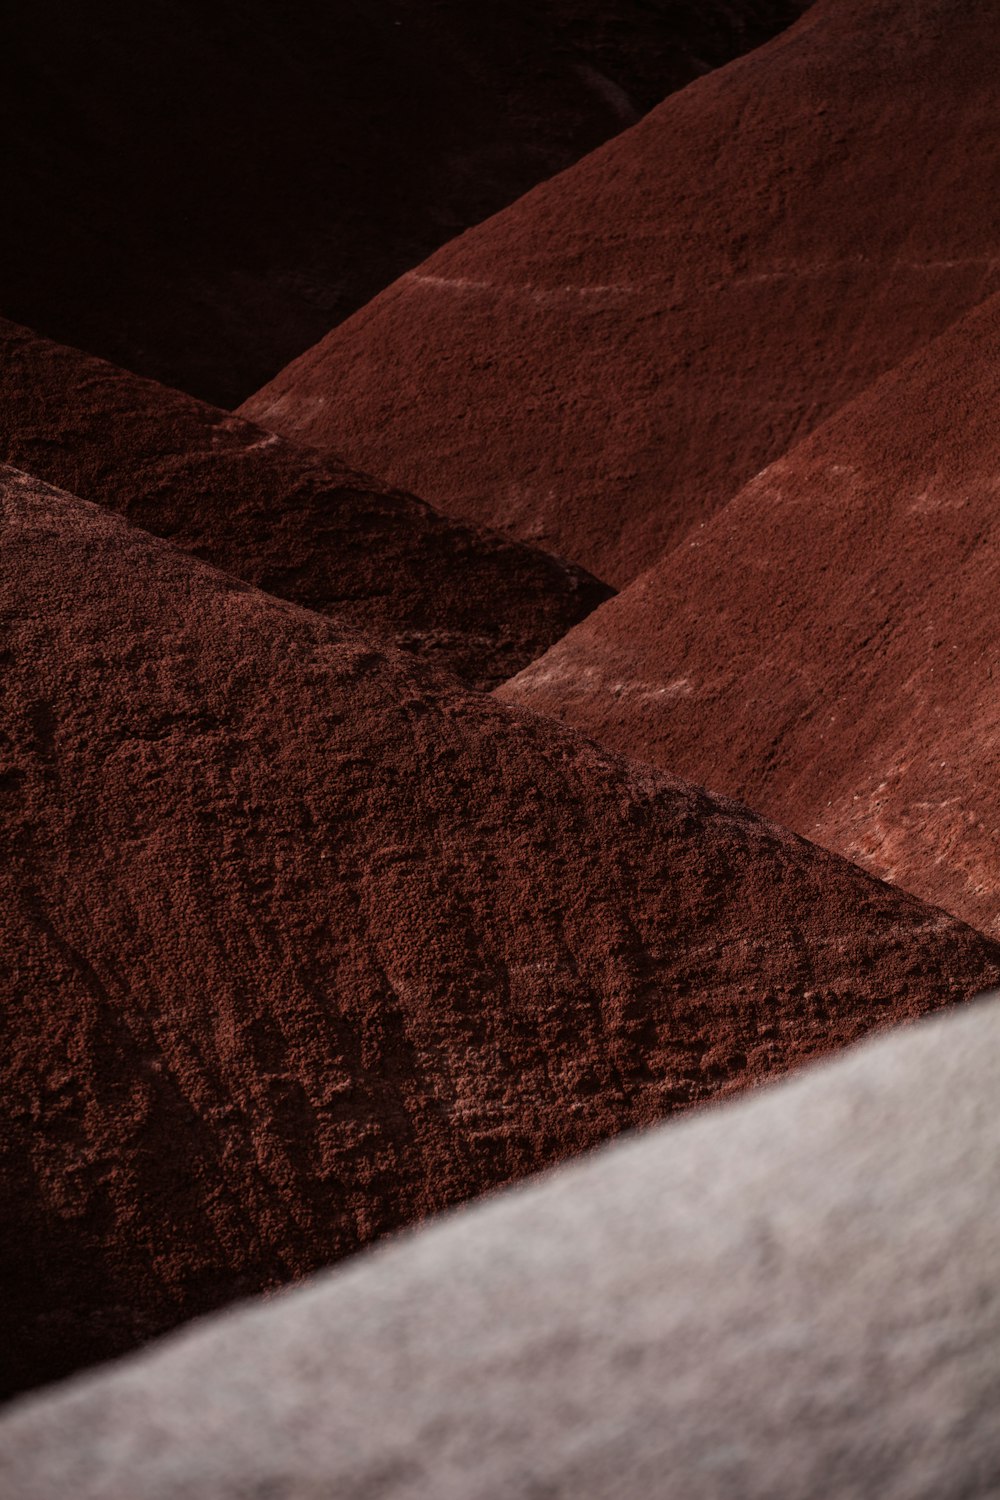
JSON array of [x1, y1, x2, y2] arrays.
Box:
[[501, 292, 1000, 932], [0, 0, 808, 405], [4, 465, 997, 1397], [4, 994, 1000, 1500], [244, 0, 1000, 584], [0, 318, 610, 690]]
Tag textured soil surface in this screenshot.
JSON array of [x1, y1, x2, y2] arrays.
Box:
[[0, 318, 610, 690], [244, 0, 1000, 585], [5, 465, 998, 1398], [5, 994, 1000, 1500], [502, 292, 1000, 933], [0, 0, 807, 405]]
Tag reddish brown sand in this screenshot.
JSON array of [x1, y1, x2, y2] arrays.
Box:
[[0, 318, 609, 690], [5, 464, 998, 1398], [0, 1, 807, 405], [244, 0, 1000, 585], [501, 292, 1000, 934]]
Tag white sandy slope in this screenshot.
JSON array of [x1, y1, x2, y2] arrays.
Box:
[[3, 992, 1000, 1498]]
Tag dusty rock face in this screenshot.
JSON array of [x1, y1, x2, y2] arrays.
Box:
[[4, 464, 998, 1397], [0, 318, 610, 690], [243, 0, 1000, 585], [0, 0, 808, 405], [5, 993, 1000, 1500], [501, 293, 1000, 933]]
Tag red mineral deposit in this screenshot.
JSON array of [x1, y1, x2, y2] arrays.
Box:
[[0, 318, 610, 690], [502, 292, 1000, 934], [243, 0, 1000, 585], [0, 1, 806, 405], [4, 465, 997, 1398]]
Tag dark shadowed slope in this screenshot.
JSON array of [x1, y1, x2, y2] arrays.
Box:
[[5, 995, 1000, 1500], [0, 1, 808, 405], [4, 465, 997, 1397], [0, 318, 609, 690], [244, 0, 1000, 585], [502, 293, 1000, 933]]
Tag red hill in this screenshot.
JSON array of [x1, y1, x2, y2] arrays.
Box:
[[502, 292, 1000, 933], [0, 318, 609, 690], [0, 1, 806, 404], [244, 0, 1000, 584], [4, 465, 996, 1396]]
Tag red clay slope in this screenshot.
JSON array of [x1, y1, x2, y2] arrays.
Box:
[[5, 464, 998, 1397], [502, 292, 1000, 935], [243, 0, 1000, 586], [0, 318, 609, 690], [0, 1, 808, 405]]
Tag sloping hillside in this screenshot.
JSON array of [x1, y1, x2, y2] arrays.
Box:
[[0, 0, 808, 403], [0, 318, 610, 689], [5, 995, 999, 1499], [244, 0, 1000, 583], [502, 291, 1000, 931], [4, 463, 995, 1395]]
